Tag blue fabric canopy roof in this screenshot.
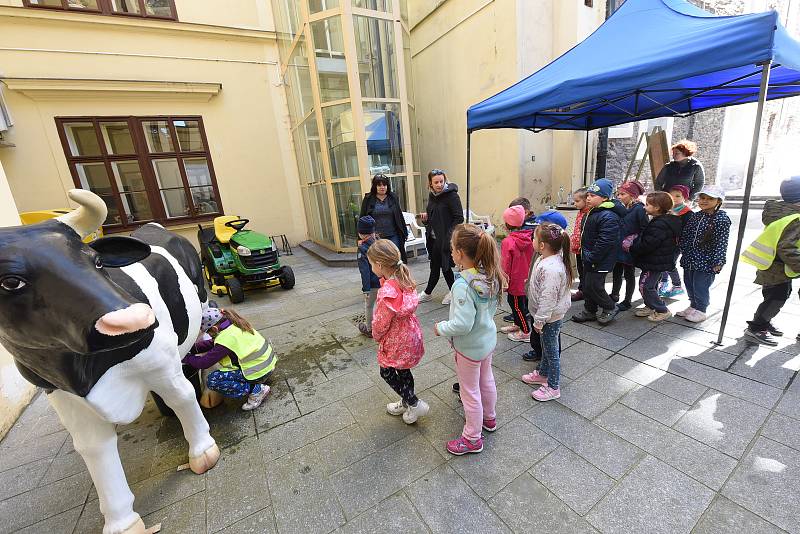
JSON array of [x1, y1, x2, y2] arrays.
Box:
[[467, 0, 800, 132]]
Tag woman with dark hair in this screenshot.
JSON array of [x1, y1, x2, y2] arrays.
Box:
[[359, 174, 408, 263], [418, 169, 464, 304]]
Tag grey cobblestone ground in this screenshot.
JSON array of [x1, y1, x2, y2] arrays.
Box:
[[1, 212, 799, 533]]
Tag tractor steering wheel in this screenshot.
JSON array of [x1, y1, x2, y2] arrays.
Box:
[[224, 218, 249, 232]]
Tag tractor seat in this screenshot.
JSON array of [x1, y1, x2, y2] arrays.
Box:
[[213, 215, 239, 244], [197, 226, 217, 245]]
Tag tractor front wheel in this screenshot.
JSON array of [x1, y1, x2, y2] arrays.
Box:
[[226, 277, 245, 303], [279, 266, 295, 289]]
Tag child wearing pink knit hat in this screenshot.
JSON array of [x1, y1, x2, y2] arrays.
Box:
[[500, 205, 534, 342]]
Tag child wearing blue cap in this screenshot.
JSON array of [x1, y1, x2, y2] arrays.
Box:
[[357, 215, 381, 337], [572, 178, 626, 325]]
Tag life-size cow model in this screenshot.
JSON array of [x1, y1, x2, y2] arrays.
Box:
[[0, 189, 220, 534]]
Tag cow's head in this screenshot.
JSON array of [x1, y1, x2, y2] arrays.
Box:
[[0, 190, 156, 358]]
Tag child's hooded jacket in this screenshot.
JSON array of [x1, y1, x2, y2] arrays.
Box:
[[371, 278, 424, 369]]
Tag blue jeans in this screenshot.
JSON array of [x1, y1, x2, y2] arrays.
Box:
[[207, 370, 261, 398], [536, 320, 562, 389], [683, 270, 715, 313], [640, 271, 668, 313]]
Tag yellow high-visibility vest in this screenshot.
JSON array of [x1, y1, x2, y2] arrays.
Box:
[[740, 214, 800, 278], [214, 325, 276, 381]]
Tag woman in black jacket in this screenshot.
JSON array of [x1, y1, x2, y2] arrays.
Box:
[[418, 169, 464, 304], [359, 174, 408, 263], [630, 191, 683, 323], [654, 140, 705, 197]]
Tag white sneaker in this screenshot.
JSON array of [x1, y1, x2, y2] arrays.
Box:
[[500, 325, 520, 334], [386, 400, 407, 416], [241, 385, 270, 411], [402, 399, 430, 424], [676, 306, 695, 318], [634, 307, 654, 317], [442, 292, 452, 305], [685, 309, 707, 323], [418, 291, 433, 303]]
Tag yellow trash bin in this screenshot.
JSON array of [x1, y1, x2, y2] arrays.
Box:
[[19, 209, 104, 243]]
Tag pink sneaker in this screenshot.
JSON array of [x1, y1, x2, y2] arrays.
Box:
[[446, 436, 484, 455], [531, 385, 561, 401], [482, 419, 497, 432], [521, 370, 548, 385], [508, 330, 531, 343], [500, 325, 520, 334]]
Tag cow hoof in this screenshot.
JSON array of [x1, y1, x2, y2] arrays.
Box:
[[116, 518, 146, 534], [189, 443, 220, 474]]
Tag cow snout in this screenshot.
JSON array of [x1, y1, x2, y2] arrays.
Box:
[[95, 303, 156, 336]]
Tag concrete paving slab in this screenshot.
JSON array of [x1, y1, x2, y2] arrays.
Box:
[[253, 385, 302, 432], [407, 465, 511, 534], [293, 369, 374, 414], [335, 494, 429, 534], [331, 433, 444, 520], [0, 457, 51, 501], [413, 394, 465, 459], [0, 470, 92, 533], [342, 386, 415, 450], [217, 508, 277, 534], [722, 437, 800, 532], [599, 354, 708, 405], [488, 473, 597, 533], [559, 342, 614, 380], [763, 412, 800, 452], [530, 446, 615, 515], [14, 506, 82, 534], [587, 456, 713, 534], [142, 491, 207, 534], [259, 401, 355, 460], [693, 496, 785, 534], [619, 331, 738, 371], [561, 321, 631, 352], [673, 390, 769, 458], [0, 429, 67, 473], [314, 423, 380, 476], [523, 402, 644, 479], [728, 345, 799, 389], [620, 385, 690, 426], [596, 404, 737, 490], [557, 367, 637, 420]]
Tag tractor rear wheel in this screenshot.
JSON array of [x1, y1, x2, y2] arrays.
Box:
[[226, 277, 245, 303], [279, 266, 295, 289]]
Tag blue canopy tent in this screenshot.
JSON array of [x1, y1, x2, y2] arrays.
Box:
[[465, 0, 800, 343]]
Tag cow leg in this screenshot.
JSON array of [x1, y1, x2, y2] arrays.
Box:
[[150, 372, 219, 474], [47, 390, 144, 534]]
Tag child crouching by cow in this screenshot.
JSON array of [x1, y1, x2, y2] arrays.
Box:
[[183, 307, 277, 411]]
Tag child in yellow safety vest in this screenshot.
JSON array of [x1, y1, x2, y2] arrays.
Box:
[[183, 307, 277, 411], [742, 176, 800, 346]]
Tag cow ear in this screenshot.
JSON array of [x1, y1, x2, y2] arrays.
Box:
[[89, 236, 151, 267]]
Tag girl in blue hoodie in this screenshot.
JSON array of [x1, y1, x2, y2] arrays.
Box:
[[435, 224, 507, 456]]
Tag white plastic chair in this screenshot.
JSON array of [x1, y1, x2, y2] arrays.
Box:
[[463, 209, 495, 236], [402, 211, 427, 258]]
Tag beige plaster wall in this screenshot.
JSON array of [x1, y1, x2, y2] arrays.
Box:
[[0, 7, 306, 248], [0, 160, 36, 440]]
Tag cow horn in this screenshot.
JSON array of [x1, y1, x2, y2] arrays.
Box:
[[55, 189, 107, 239]]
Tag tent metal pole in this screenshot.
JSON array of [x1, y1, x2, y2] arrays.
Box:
[[715, 61, 771, 346], [466, 129, 472, 223]]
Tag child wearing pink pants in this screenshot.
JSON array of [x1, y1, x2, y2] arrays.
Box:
[[435, 224, 506, 455]]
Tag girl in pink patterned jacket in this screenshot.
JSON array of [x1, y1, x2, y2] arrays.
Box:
[[368, 239, 428, 424]]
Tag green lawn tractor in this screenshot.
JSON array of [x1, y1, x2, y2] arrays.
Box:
[[198, 215, 295, 303]]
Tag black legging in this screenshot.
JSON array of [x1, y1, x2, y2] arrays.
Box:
[[425, 251, 455, 294], [380, 367, 418, 406], [611, 263, 636, 303]]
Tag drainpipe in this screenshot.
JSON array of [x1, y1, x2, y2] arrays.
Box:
[[595, 0, 619, 179]]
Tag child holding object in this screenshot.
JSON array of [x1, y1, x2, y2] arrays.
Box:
[[367, 239, 428, 424], [677, 186, 731, 323], [500, 205, 534, 343], [435, 224, 506, 455], [630, 192, 683, 322], [522, 223, 574, 401], [613, 180, 647, 311], [659, 185, 694, 298], [183, 307, 277, 411], [357, 216, 381, 337]]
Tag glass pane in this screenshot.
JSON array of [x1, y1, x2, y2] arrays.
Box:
[[100, 122, 135, 155], [413, 173, 426, 214], [364, 102, 404, 174], [300, 187, 319, 242], [310, 17, 350, 102], [75, 163, 112, 194], [101, 195, 122, 226], [400, 0, 407, 25], [120, 192, 153, 222], [28, 0, 63, 6], [408, 104, 419, 172], [152, 158, 184, 188], [63, 123, 101, 157], [144, 0, 173, 17], [353, 16, 398, 98], [333, 180, 363, 247], [322, 104, 359, 179], [353, 0, 390, 12], [294, 117, 324, 184], [403, 29, 414, 105], [142, 120, 175, 153], [174, 120, 204, 152], [272, 0, 301, 63], [183, 157, 212, 187], [190, 186, 219, 215], [110, 160, 145, 193], [160, 189, 190, 218], [309, 0, 338, 14], [109, 0, 140, 13], [388, 174, 408, 212], [311, 183, 334, 245], [285, 41, 314, 125], [66, 0, 98, 8]]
